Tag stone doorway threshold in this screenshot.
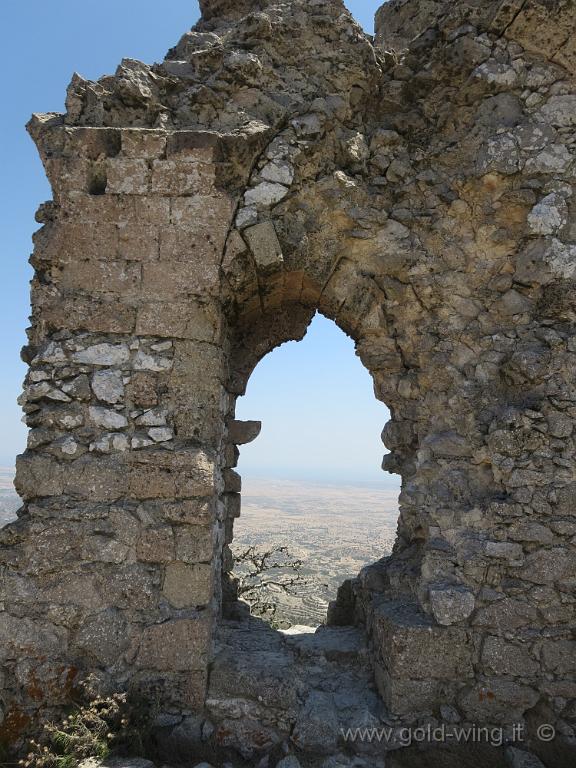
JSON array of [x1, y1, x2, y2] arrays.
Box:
[[206, 617, 383, 761], [189, 617, 573, 768]]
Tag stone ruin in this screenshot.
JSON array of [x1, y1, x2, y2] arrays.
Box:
[[2, 0, 576, 763]]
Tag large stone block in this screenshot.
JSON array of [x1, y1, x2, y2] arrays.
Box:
[[171, 339, 225, 380], [429, 585, 475, 626], [151, 160, 215, 195], [33, 289, 136, 334], [480, 636, 539, 677], [59, 260, 142, 296], [99, 564, 161, 611], [73, 609, 129, 665], [518, 548, 576, 585], [227, 420, 262, 444], [243, 221, 284, 274], [170, 195, 234, 249], [170, 400, 223, 446], [35, 222, 119, 264], [0, 614, 67, 662], [38, 572, 106, 611], [142, 259, 218, 298], [372, 600, 474, 681], [162, 562, 214, 607], [541, 640, 576, 675], [15, 454, 64, 498], [472, 598, 540, 630], [136, 615, 212, 671], [136, 527, 175, 563], [128, 449, 215, 500], [127, 195, 171, 225], [106, 158, 150, 194], [457, 679, 539, 724], [64, 456, 128, 501], [166, 131, 218, 161], [121, 129, 167, 159], [158, 224, 221, 265], [129, 669, 208, 711], [117, 223, 159, 261], [374, 666, 448, 715], [175, 525, 214, 563], [136, 300, 222, 342], [61, 193, 123, 223], [23, 523, 86, 572], [137, 499, 215, 526]]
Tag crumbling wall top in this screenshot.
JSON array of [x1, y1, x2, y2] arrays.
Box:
[[376, 0, 576, 75]]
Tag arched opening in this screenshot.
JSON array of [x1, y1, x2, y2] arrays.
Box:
[[208, 297, 408, 755], [228, 312, 400, 629]]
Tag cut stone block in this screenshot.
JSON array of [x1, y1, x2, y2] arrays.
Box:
[[228, 419, 262, 444], [243, 221, 284, 274]]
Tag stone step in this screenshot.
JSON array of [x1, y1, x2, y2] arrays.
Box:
[[282, 625, 370, 664]]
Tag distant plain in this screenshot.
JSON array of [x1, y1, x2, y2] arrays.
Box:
[[0, 470, 400, 627], [232, 477, 399, 626]]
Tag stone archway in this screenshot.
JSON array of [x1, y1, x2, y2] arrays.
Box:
[[215, 126, 477, 720], [2, 0, 576, 756]]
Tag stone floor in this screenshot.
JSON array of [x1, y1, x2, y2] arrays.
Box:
[[206, 618, 385, 761], [94, 618, 574, 768], [159, 617, 572, 768]]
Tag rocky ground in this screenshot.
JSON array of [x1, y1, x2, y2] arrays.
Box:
[[93, 748, 561, 767], [87, 753, 553, 768], [114, 617, 567, 768]]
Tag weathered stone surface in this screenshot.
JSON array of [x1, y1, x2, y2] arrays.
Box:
[[505, 748, 547, 768], [292, 692, 338, 755], [429, 585, 475, 626], [163, 562, 213, 607], [541, 640, 576, 675], [527, 193, 568, 236], [7, 0, 576, 748], [243, 222, 284, 274], [89, 406, 128, 430], [458, 679, 540, 723], [74, 610, 129, 666], [73, 343, 130, 366], [276, 757, 302, 768], [481, 636, 539, 678], [137, 615, 212, 671], [91, 370, 125, 404], [473, 599, 539, 630], [373, 601, 473, 681], [519, 548, 576, 584], [228, 420, 262, 445]]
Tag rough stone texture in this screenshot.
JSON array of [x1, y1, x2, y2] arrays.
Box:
[[3, 0, 576, 759], [207, 619, 381, 760]]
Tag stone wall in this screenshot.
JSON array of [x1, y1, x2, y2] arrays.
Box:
[[1, 0, 576, 751]]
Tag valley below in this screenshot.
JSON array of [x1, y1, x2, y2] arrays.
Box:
[[0, 468, 400, 628], [231, 477, 400, 627]]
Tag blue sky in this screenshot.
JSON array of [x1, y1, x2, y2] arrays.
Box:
[[0, 0, 395, 485], [237, 313, 392, 483]]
